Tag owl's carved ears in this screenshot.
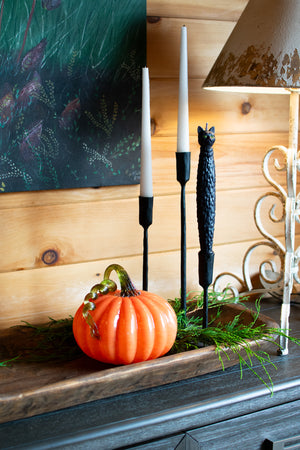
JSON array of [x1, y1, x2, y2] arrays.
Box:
[[197, 125, 215, 134]]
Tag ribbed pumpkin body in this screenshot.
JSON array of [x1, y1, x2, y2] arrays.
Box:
[[73, 290, 177, 365]]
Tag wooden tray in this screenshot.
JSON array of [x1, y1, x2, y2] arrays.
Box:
[[0, 303, 279, 424]]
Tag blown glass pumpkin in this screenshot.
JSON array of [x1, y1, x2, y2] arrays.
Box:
[[73, 264, 178, 365]]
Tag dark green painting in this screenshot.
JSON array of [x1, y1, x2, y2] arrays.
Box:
[[0, 0, 146, 192]]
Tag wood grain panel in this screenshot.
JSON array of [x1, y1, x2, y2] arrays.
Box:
[[154, 188, 289, 250], [0, 237, 296, 329], [147, 17, 235, 78], [0, 187, 289, 273], [0, 198, 141, 272], [0, 185, 140, 210], [152, 133, 291, 194], [0, 261, 103, 329], [147, 0, 247, 21], [150, 78, 290, 136]]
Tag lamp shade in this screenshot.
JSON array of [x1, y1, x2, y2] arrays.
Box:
[[203, 0, 300, 93]]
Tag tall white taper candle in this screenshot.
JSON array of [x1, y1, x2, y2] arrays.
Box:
[[140, 67, 153, 197], [177, 25, 189, 153]]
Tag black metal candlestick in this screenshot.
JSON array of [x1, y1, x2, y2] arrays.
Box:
[[176, 151, 191, 314], [139, 196, 153, 291], [196, 125, 216, 329]]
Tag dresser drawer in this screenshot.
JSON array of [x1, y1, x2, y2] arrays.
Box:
[[185, 398, 300, 450]]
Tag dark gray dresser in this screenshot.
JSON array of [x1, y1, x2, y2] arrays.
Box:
[[0, 299, 299, 449]]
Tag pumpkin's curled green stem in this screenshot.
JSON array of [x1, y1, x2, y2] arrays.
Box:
[[104, 264, 140, 297], [82, 264, 140, 338]]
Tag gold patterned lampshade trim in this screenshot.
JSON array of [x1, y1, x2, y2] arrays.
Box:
[[203, 0, 300, 93]]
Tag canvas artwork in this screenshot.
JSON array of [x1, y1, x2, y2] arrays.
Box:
[[0, 0, 146, 192]]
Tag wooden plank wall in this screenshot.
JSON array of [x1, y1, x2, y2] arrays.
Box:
[[0, 0, 298, 328]]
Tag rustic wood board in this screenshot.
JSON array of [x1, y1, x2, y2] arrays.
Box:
[[147, 17, 235, 78], [147, 0, 247, 21], [0, 187, 290, 274], [0, 304, 279, 424]]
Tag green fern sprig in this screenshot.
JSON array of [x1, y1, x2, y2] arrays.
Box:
[[170, 293, 300, 394]]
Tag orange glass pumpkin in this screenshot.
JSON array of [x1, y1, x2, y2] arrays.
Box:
[[73, 264, 178, 365]]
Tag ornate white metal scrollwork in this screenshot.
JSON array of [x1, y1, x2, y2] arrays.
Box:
[[214, 91, 300, 354], [214, 146, 288, 296]]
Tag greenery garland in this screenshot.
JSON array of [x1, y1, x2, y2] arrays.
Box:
[[170, 292, 300, 393]]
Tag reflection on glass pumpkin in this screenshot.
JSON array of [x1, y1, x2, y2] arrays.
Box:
[[73, 264, 177, 365]]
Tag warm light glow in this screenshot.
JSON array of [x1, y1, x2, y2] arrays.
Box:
[[203, 86, 294, 95]]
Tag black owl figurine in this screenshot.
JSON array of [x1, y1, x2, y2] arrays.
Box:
[[197, 125, 216, 328]]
